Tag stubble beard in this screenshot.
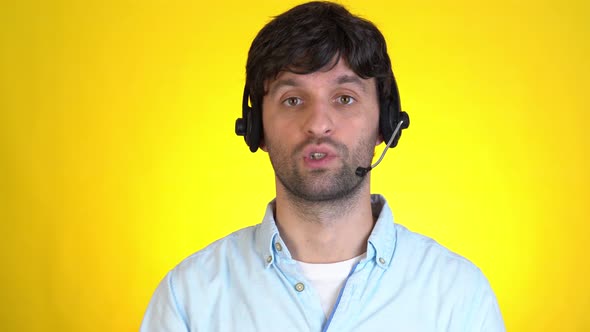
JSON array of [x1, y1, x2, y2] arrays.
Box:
[[268, 136, 375, 205]]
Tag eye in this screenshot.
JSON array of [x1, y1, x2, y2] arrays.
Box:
[[337, 95, 355, 105], [282, 97, 302, 107]]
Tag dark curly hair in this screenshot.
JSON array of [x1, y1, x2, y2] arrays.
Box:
[[246, 1, 395, 113]]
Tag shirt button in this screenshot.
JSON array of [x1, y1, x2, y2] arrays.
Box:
[[379, 257, 386, 264], [275, 242, 283, 251], [295, 282, 305, 292], [266, 256, 273, 263]]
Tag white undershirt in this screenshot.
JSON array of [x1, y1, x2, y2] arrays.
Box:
[[297, 253, 365, 318]]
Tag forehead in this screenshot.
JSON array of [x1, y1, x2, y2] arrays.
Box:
[[266, 60, 375, 95]]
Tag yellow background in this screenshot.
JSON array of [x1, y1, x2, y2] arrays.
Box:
[[1, 0, 588, 331]]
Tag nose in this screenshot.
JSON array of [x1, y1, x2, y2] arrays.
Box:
[[303, 101, 334, 137]]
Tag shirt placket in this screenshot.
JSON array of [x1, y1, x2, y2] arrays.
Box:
[[271, 244, 326, 331]]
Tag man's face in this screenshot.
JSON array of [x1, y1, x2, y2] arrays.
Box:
[[261, 59, 382, 202]]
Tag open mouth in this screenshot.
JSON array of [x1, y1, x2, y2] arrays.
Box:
[[309, 152, 327, 160]]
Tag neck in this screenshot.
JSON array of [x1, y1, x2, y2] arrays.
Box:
[[274, 180, 375, 263]]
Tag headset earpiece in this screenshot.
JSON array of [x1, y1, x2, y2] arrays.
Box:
[[379, 75, 409, 149], [236, 85, 262, 152]]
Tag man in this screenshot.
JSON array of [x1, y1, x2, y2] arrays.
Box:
[[140, 2, 505, 331]]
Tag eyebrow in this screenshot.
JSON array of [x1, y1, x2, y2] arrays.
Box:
[[268, 78, 299, 97], [267, 73, 368, 96], [335, 74, 367, 92]]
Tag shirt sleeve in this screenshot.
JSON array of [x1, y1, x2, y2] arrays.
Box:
[[468, 272, 506, 332], [140, 270, 189, 332]]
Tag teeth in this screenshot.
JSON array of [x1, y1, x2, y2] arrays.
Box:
[[310, 152, 326, 160]]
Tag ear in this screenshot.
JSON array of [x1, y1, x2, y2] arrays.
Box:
[[259, 136, 268, 152], [375, 132, 384, 146]]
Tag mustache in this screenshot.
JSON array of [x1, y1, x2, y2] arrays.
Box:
[[292, 137, 347, 156]]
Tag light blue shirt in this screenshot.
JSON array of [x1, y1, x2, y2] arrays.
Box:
[[140, 195, 505, 331]]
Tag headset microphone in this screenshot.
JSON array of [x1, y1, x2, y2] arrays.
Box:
[[355, 119, 405, 177]]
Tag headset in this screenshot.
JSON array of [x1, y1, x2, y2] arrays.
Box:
[[235, 74, 410, 154]]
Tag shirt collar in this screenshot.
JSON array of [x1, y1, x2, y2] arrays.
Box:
[[254, 194, 397, 269], [366, 194, 397, 269], [255, 199, 283, 268]]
